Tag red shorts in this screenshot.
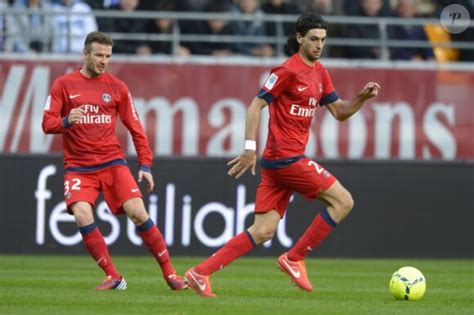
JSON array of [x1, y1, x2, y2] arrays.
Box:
[[255, 158, 337, 217], [64, 165, 142, 215]]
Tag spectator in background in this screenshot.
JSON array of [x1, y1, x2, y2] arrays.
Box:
[[342, 0, 392, 59], [261, 0, 299, 36], [439, 0, 474, 61], [0, 0, 7, 51], [343, 0, 392, 15], [389, 0, 434, 61], [301, 0, 345, 58], [52, 0, 98, 53], [189, 1, 234, 56], [174, 0, 217, 42], [99, 0, 146, 54], [85, 0, 119, 9], [85, 0, 104, 9], [297, 0, 345, 15], [4, 0, 54, 53], [231, 0, 274, 57], [175, 0, 211, 12], [261, 0, 299, 56], [138, 0, 190, 56]]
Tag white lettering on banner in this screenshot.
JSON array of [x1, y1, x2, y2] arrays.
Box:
[[132, 96, 199, 156], [35, 165, 56, 245], [320, 112, 338, 158], [1, 65, 26, 152], [373, 102, 415, 159], [1, 65, 52, 153], [422, 103, 456, 159], [34, 165, 293, 248], [49, 201, 81, 246], [194, 202, 234, 247], [320, 111, 367, 158], [206, 98, 246, 156], [181, 195, 192, 246], [2, 63, 464, 160], [165, 183, 175, 245]]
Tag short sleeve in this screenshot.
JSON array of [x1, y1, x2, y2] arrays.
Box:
[[320, 67, 339, 106], [256, 66, 293, 104]]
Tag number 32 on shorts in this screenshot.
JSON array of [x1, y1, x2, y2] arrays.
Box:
[[64, 178, 81, 196]]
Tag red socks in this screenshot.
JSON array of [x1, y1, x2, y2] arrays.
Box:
[[287, 209, 336, 261], [138, 220, 175, 278], [80, 224, 121, 279], [195, 231, 256, 276]]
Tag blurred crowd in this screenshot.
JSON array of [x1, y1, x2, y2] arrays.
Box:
[[0, 0, 473, 61]]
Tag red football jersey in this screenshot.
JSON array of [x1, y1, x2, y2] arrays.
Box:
[[257, 54, 339, 160], [42, 70, 152, 169]]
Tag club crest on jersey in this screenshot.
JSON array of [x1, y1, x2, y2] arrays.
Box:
[[264, 73, 278, 90], [102, 93, 112, 102]]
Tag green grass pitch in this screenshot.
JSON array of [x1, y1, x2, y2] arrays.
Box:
[[0, 255, 472, 315]]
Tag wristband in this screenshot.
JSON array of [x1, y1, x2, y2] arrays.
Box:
[[139, 165, 151, 173], [244, 140, 256, 151]]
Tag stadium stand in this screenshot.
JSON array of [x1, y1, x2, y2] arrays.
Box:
[[1, 0, 472, 61]]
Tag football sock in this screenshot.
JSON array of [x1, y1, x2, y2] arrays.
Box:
[[80, 223, 121, 279], [287, 208, 336, 261], [195, 231, 256, 276], [138, 219, 175, 278]]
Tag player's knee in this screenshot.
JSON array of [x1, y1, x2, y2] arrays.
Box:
[[71, 203, 93, 225], [128, 210, 148, 226], [123, 198, 148, 225], [253, 226, 276, 244], [331, 191, 354, 220], [338, 191, 354, 216], [343, 192, 354, 212]]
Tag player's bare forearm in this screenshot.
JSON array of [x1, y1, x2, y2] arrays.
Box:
[[245, 97, 267, 140], [327, 82, 380, 121], [227, 97, 267, 179]]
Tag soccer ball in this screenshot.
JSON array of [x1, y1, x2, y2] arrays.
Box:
[[390, 266, 426, 301]]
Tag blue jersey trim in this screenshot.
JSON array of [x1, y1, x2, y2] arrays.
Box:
[[64, 158, 127, 173], [320, 91, 339, 106], [257, 89, 274, 104], [260, 155, 306, 169]]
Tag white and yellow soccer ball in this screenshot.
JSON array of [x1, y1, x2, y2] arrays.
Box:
[[390, 266, 426, 301]]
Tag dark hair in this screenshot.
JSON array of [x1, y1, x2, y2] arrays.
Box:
[[84, 31, 114, 52], [286, 12, 328, 55]]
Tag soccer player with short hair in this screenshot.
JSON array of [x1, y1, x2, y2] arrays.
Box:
[[42, 31, 187, 291], [185, 12, 381, 298]]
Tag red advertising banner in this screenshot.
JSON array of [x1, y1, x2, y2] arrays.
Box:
[[1, 58, 473, 160]]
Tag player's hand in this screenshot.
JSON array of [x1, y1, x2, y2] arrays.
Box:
[[359, 82, 381, 100], [138, 170, 155, 192], [68, 106, 86, 125], [227, 150, 257, 179]]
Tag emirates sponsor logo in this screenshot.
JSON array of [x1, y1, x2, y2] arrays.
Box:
[[290, 104, 317, 117], [77, 104, 112, 124]]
